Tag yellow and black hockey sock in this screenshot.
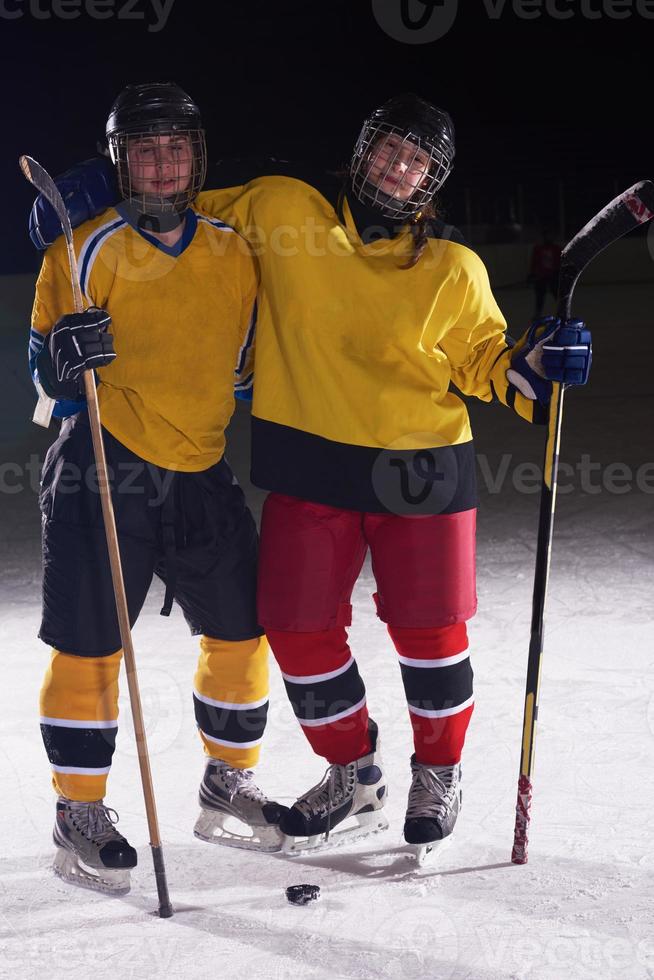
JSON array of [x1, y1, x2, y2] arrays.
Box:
[[39, 648, 122, 802], [193, 635, 269, 770]]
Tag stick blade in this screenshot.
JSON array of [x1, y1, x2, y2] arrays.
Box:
[[558, 179, 654, 313], [631, 178, 654, 215], [19, 154, 74, 243], [19, 154, 34, 182]]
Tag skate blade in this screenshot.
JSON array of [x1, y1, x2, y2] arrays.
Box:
[[194, 808, 283, 853], [407, 834, 453, 868], [53, 846, 131, 895], [282, 810, 390, 857]]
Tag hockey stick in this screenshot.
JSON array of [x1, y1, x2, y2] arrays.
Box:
[[20, 156, 174, 917], [511, 180, 654, 864]]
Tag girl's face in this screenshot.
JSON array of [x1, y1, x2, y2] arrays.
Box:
[[127, 133, 194, 197], [365, 133, 432, 202]]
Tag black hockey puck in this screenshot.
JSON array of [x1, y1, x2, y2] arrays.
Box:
[[285, 884, 320, 906]]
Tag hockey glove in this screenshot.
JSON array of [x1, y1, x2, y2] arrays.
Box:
[[29, 157, 119, 250], [507, 316, 592, 406], [35, 307, 115, 399]]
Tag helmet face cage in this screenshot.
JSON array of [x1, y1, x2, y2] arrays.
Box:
[[108, 126, 207, 215], [350, 119, 453, 220]]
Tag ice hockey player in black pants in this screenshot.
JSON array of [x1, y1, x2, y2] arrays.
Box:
[[29, 83, 285, 894]]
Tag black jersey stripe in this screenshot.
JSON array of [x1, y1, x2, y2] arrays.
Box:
[[251, 417, 477, 515]]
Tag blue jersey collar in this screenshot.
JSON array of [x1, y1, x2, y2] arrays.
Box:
[[115, 203, 197, 257]]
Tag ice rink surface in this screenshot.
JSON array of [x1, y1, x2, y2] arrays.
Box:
[[1, 279, 652, 979]]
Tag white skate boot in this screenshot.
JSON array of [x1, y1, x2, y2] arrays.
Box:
[[404, 756, 462, 866], [280, 722, 389, 855], [52, 797, 137, 894], [194, 759, 287, 852]]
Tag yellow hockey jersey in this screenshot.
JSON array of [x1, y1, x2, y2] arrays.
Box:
[[196, 172, 543, 513], [31, 206, 257, 472]]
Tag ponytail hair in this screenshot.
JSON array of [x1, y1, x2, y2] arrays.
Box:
[[402, 200, 437, 270], [337, 173, 440, 271]]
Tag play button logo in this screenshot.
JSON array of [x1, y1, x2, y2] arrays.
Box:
[[372, 0, 459, 42]]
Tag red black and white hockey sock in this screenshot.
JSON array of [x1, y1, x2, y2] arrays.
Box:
[[266, 627, 371, 765], [388, 622, 474, 766]]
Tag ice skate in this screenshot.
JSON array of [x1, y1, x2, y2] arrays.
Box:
[[280, 722, 389, 856], [194, 759, 288, 852], [52, 797, 137, 895], [404, 757, 462, 866]]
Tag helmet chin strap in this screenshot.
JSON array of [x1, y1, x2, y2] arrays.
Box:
[[119, 199, 185, 234]]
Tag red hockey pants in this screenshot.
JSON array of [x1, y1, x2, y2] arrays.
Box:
[[257, 494, 476, 765]]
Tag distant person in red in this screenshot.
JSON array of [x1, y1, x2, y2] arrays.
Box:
[[528, 229, 562, 317]]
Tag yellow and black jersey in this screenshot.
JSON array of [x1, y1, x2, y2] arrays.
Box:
[[197, 172, 544, 513], [31, 205, 257, 472]]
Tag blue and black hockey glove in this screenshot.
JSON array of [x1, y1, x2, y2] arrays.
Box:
[[507, 316, 592, 406], [29, 157, 119, 250], [35, 307, 116, 399]]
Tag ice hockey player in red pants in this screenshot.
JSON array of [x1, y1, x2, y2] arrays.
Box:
[[226, 95, 590, 861], [176, 94, 590, 860]]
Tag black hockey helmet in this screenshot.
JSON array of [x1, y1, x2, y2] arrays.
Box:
[[350, 93, 455, 220], [106, 82, 207, 218], [106, 82, 202, 137]]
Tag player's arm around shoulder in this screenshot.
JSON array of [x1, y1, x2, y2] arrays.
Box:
[[197, 174, 293, 249], [196, 183, 253, 238]]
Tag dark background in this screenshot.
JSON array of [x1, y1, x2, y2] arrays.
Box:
[[1, 0, 652, 272]]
